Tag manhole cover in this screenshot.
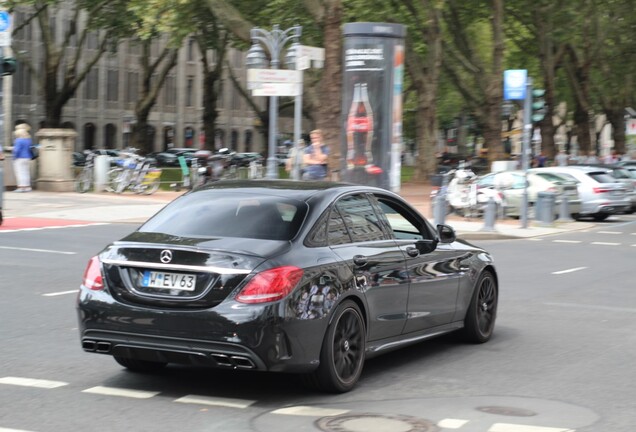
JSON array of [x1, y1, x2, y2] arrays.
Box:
[[316, 413, 439, 432], [477, 406, 537, 417]]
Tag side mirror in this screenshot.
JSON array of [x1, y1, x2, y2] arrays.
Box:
[[437, 224, 456, 244]]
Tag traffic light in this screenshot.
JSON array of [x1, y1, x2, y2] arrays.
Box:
[[532, 88, 546, 122], [0, 57, 17, 76]]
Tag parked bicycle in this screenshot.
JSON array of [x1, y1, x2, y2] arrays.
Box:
[[74, 150, 95, 193], [106, 151, 162, 195]]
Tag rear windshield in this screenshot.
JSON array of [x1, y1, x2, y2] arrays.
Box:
[[140, 191, 307, 240], [586, 172, 618, 183]]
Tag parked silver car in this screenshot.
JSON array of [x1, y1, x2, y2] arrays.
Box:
[[529, 166, 631, 221], [476, 170, 581, 219]]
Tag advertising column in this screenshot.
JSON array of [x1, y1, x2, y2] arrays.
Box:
[[342, 22, 406, 191]]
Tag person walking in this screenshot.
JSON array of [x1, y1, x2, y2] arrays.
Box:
[[285, 138, 306, 178], [12, 124, 34, 192], [302, 129, 329, 181], [555, 149, 568, 166]]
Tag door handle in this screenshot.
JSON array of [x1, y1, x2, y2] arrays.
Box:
[[353, 255, 368, 267], [405, 247, 420, 258]]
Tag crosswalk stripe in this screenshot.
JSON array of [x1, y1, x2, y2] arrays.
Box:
[[82, 386, 159, 399], [271, 406, 350, 416], [0, 377, 67, 389], [438, 418, 469, 428], [0, 428, 37, 432], [591, 242, 621, 246], [489, 423, 575, 432], [174, 395, 255, 409], [598, 231, 621, 234], [552, 240, 581, 243]]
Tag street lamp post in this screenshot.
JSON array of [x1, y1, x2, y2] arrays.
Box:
[[246, 25, 301, 179]]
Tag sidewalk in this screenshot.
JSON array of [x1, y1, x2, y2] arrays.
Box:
[[0, 182, 593, 240]]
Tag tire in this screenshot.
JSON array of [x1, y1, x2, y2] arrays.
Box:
[[593, 213, 609, 221], [302, 300, 366, 393], [74, 169, 92, 193], [462, 270, 498, 343], [105, 168, 123, 193], [138, 177, 160, 195], [114, 355, 167, 372]]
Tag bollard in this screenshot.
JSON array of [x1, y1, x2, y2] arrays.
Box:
[[481, 197, 497, 231], [557, 193, 573, 222], [93, 155, 110, 192], [433, 191, 446, 226], [536, 191, 556, 226]]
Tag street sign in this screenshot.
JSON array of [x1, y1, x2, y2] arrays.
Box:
[[503, 69, 527, 100], [299, 45, 325, 61], [247, 69, 301, 84], [0, 10, 11, 47], [627, 118, 636, 136], [252, 83, 301, 97]]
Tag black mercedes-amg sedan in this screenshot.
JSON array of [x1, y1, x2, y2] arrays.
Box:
[[77, 180, 498, 392]]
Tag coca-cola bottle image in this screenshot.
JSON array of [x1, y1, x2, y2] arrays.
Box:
[[346, 83, 375, 169]]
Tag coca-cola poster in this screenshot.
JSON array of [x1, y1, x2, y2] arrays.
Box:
[[341, 23, 406, 191]]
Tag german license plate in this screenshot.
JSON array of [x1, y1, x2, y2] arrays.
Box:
[[142, 271, 196, 291]]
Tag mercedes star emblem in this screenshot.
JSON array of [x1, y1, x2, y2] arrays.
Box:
[[160, 250, 173, 264]]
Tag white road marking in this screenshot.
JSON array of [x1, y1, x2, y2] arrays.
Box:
[[598, 231, 622, 234], [590, 242, 621, 246], [0, 223, 109, 234], [175, 395, 255, 409], [545, 302, 636, 313], [271, 406, 350, 416], [0, 377, 68, 389], [82, 386, 159, 399], [489, 423, 574, 432], [527, 238, 543, 241], [0, 428, 37, 432], [42, 290, 78, 297], [438, 418, 469, 428], [0, 246, 76, 255], [552, 267, 587, 275], [552, 240, 581, 244]]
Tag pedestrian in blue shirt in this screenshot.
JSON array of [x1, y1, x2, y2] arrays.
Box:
[[12, 124, 33, 192], [302, 129, 329, 181]]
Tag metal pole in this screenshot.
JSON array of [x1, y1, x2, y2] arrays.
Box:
[[292, 71, 303, 180], [520, 77, 532, 229]]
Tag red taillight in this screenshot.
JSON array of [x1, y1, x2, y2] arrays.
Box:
[[593, 187, 612, 194], [236, 266, 304, 304], [82, 256, 104, 291]]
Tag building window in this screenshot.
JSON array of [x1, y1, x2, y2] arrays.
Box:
[[84, 68, 99, 100], [87, 32, 99, 50], [126, 72, 139, 103], [186, 76, 194, 107], [15, 62, 32, 96], [187, 38, 195, 62], [164, 75, 176, 106], [107, 70, 119, 101]]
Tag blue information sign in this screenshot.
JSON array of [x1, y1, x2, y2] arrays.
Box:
[[503, 69, 527, 100], [0, 11, 10, 32]]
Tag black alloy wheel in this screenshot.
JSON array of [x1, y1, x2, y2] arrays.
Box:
[[303, 300, 366, 393], [463, 271, 498, 343]]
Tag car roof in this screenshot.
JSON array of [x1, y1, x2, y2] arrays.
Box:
[[192, 179, 399, 205]]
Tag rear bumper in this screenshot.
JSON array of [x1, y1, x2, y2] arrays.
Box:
[[77, 287, 325, 373]]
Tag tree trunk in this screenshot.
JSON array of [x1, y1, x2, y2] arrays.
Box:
[[316, 0, 343, 178], [573, 103, 592, 155], [606, 108, 626, 155]]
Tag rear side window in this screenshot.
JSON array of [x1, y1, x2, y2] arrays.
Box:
[[140, 192, 306, 240]]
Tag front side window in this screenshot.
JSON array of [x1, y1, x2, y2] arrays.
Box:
[[335, 194, 387, 243], [374, 196, 433, 241]]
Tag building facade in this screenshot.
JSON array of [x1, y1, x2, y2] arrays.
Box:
[[7, 6, 268, 154]]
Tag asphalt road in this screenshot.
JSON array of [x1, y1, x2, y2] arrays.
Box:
[[1, 215, 635, 432]]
